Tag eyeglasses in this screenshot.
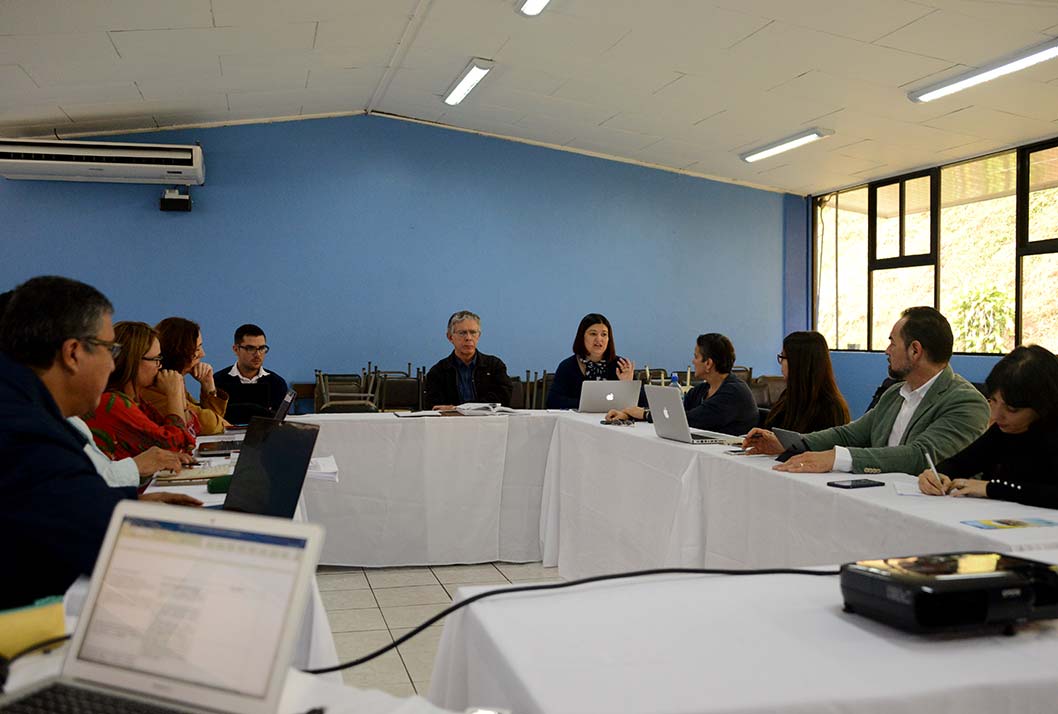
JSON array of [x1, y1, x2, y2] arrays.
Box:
[[141, 355, 164, 364], [776, 353, 787, 365], [81, 337, 123, 359], [452, 330, 480, 339], [237, 344, 270, 355]]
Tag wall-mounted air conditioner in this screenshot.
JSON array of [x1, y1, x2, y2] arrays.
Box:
[[0, 139, 204, 185]]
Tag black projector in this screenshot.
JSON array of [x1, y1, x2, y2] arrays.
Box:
[[840, 552, 1058, 634]]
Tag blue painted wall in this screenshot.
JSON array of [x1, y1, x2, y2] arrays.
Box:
[[0, 115, 795, 386]]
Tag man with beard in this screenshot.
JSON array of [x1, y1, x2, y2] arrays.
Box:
[[743, 306, 988, 475]]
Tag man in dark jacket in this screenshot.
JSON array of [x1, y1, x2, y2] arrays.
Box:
[[424, 310, 513, 409], [0, 276, 197, 610]]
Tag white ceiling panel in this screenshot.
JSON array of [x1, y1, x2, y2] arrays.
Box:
[[0, 0, 214, 34], [109, 24, 318, 61], [3, 1, 1058, 194], [710, 0, 934, 43], [924, 106, 1058, 142], [876, 9, 1053, 66]]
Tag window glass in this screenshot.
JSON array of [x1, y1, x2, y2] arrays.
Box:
[[870, 266, 934, 350], [1029, 145, 1058, 243], [939, 153, 1016, 353], [1022, 253, 1058, 351], [814, 196, 838, 348], [904, 176, 931, 255], [875, 183, 900, 259], [836, 188, 868, 349]]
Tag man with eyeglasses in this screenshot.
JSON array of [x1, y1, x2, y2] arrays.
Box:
[[424, 310, 513, 410], [213, 323, 290, 424], [0, 276, 200, 610]]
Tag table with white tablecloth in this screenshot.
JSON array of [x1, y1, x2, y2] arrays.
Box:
[[542, 413, 1058, 579], [291, 412, 558, 566], [429, 573, 1058, 714]]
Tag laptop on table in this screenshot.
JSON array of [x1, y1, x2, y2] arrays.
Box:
[[218, 417, 320, 519], [197, 389, 297, 457], [644, 385, 743, 446], [578, 380, 642, 413], [0, 500, 323, 714]]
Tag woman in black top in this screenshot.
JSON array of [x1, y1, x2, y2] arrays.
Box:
[[608, 333, 758, 436], [919, 345, 1058, 507], [764, 331, 850, 433], [546, 313, 635, 409]]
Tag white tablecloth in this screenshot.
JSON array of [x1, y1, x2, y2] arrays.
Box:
[[292, 413, 557, 566], [542, 413, 1058, 578], [430, 574, 1058, 714]]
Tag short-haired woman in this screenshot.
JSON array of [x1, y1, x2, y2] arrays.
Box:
[[141, 317, 228, 435], [85, 321, 196, 459], [608, 333, 758, 436], [918, 345, 1058, 507], [546, 313, 635, 409], [764, 331, 850, 433]]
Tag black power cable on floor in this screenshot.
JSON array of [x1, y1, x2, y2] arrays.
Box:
[[302, 566, 840, 675]]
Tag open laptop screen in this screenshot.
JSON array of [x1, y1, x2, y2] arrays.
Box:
[[75, 516, 307, 698]]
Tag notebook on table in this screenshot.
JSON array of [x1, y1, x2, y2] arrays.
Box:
[[0, 500, 323, 714], [577, 380, 641, 413], [644, 385, 743, 445]]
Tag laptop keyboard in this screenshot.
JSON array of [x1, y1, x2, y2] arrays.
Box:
[[1, 684, 188, 714]]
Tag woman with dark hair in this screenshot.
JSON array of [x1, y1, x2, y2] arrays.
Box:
[[141, 317, 228, 435], [546, 313, 635, 409], [764, 331, 850, 433], [608, 333, 758, 435], [85, 321, 195, 459], [919, 345, 1058, 507]]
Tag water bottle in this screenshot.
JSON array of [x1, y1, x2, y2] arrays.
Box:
[[670, 372, 681, 389]]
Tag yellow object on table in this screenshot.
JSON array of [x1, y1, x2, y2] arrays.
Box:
[[0, 596, 65, 659]]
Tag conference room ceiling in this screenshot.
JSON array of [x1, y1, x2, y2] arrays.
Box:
[[2, 0, 1058, 195]]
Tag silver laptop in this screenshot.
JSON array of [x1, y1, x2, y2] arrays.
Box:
[[0, 500, 323, 714], [578, 380, 642, 413], [644, 385, 743, 445]]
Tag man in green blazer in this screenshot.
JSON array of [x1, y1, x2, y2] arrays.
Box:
[[745, 307, 989, 476]]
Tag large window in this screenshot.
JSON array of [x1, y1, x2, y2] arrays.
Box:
[[813, 137, 1058, 354]]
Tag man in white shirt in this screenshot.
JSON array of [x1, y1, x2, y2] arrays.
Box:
[[213, 323, 289, 424], [744, 307, 989, 475]]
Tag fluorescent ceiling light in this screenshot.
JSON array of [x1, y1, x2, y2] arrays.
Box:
[[444, 58, 494, 106], [519, 0, 552, 16], [908, 38, 1058, 103], [741, 128, 833, 163]]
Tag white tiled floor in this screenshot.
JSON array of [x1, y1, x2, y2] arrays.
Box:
[[317, 562, 561, 697]]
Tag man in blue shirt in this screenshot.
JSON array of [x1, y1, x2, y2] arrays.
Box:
[[423, 310, 513, 409], [0, 276, 198, 609]]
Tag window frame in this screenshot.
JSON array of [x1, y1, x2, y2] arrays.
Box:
[[812, 135, 1058, 356]]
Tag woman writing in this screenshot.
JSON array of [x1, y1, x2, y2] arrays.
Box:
[[764, 331, 850, 432], [547, 313, 635, 409], [918, 345, 1058, 507], [607, 333, 758, 436], [86, 321, 196, 460], [141, 317, 229, 435]]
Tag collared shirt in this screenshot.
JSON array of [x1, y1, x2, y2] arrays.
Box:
[[67, 416, 139, 487], [453, 353, 477, 404], [228, 363, 271, 385], [833, 369, 944, 472]]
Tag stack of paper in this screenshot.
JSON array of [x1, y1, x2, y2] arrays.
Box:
[[307, 455, 339, 483]]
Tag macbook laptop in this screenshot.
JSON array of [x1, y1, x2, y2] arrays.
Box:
[[0, 500, 323, 714], [644, 385, 743, 446], [220, 417, 320, 519], [578, 380, 642, 413], [197, 391, 296, 457]]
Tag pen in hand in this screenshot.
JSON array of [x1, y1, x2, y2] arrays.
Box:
[[923, 449, 944, 495]]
